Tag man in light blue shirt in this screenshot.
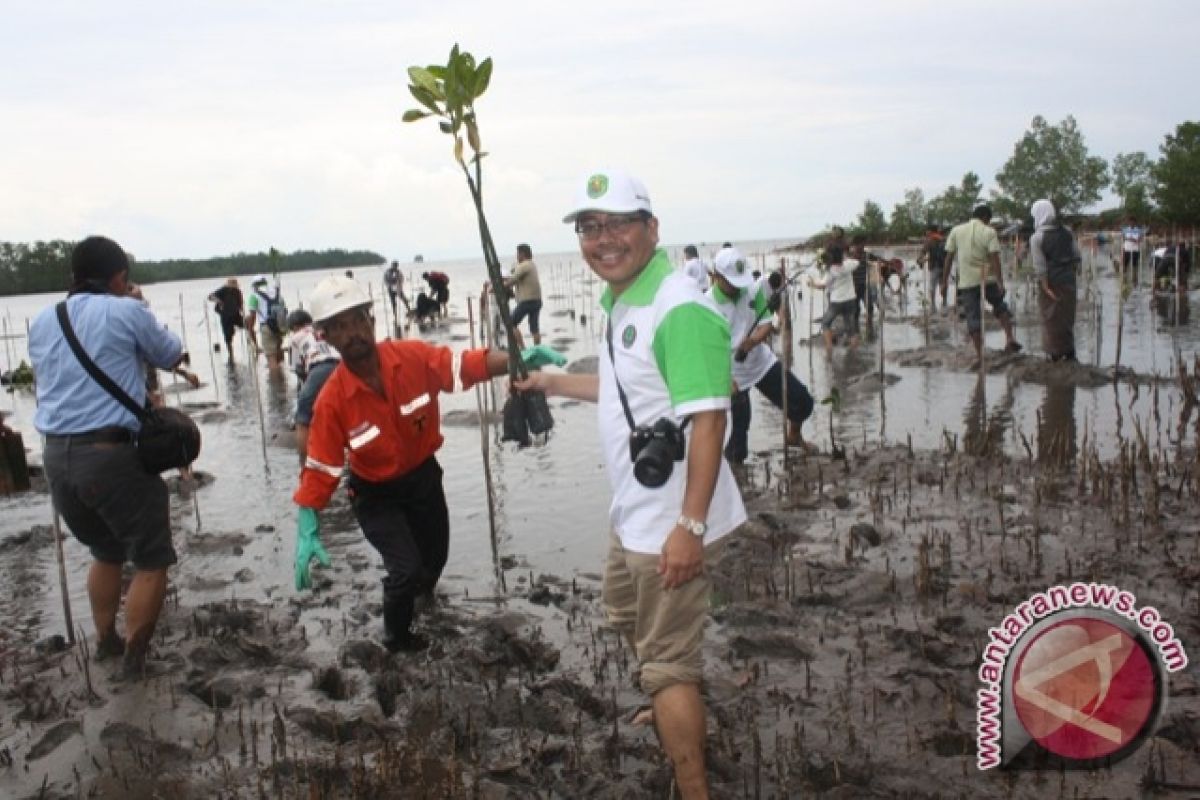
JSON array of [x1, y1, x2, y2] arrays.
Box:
[[29, 236, 188, 679]]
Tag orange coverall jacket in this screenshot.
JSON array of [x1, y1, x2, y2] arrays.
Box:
[[293, 340, 491, 509]]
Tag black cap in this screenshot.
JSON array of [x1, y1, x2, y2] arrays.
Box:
[[71, 236, 129, 285]]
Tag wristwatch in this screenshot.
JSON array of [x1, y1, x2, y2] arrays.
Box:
[[677, 515, 708, 538]]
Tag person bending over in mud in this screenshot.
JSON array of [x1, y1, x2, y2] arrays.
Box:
[[292, 276, 513, 652], [706, 246, 814, 462], [809, 246, 860, 352], [517, 169, 746, 800]]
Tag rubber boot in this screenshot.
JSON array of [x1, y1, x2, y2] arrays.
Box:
[[382, 596, 426, 653]]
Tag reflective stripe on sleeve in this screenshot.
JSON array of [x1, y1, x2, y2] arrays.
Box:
[[348, 425, 381, 450], [304, 457, 342, 477], [452, 350, 464, 393]]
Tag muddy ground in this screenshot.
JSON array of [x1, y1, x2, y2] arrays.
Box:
[[2, 359, 1199, 799]]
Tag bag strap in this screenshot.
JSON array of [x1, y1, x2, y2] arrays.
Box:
[[55, 301, 148, 422], [604, 317, 691, 435], [604, 319, 639, 433]]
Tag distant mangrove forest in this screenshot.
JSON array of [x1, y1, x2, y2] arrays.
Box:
[[0, 242, 385, 296]]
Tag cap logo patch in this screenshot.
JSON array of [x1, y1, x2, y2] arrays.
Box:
[[587, 174, 609, 199], [621, 324, 637, 348], [736, 260, 746, 274]]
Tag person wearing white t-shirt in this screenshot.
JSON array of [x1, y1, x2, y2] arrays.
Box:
[[681, 244, 708, 292], [707, 247, 814, 461], [1121, 217, 1146, 275], [809, 246, 860, 352], [517, 169, 745, 800]]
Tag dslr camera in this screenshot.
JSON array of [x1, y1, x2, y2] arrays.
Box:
[[628, 418, 687, 488]]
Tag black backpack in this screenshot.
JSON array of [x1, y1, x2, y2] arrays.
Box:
[[1040, 226, 1080, 283]]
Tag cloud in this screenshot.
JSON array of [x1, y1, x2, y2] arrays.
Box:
[[1, 0, 1197, 260]]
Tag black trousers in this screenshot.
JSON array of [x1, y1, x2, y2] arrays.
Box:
[[348, 457, 449, 617], [726, 362, 815, 462]]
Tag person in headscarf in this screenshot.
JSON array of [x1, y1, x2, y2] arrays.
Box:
[[1029, 199, 1081, 362]]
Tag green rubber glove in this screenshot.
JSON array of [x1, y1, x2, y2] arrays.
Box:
[[294, 507, 331, 590], [521, 344, 567, 370]]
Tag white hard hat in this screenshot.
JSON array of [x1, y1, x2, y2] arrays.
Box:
[[310, 275, 371, 324], [251, 273, 268, 286]]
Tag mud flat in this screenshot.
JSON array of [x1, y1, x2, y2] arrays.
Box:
[[2, 409, 1198, 799]]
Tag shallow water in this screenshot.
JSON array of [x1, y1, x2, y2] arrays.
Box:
[[0, 239, 1195, 644], [1, 240, 1198, 799]]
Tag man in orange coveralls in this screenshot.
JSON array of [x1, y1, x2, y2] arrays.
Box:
[[292, 275, 512, 652]]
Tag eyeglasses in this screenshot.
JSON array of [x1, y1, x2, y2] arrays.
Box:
[[575, 214, 647, 241]]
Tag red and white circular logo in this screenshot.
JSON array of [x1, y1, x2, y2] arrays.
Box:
[[1012, 617, 1158, 761]]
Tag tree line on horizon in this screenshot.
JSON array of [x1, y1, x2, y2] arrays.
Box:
[[825, 116, 1200, 244], [0, 244, 386, 297]]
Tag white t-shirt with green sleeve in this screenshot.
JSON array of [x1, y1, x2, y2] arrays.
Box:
[[599, 249, 747, 554], [708, 279, 776, 389]]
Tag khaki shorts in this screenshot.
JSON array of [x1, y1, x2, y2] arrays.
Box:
[[603, 532, 716, 696]]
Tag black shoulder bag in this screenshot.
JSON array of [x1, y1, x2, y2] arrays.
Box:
[[55, 301, 201, 473]]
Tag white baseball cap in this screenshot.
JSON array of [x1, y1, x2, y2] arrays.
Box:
[[713, 247, 753, 289], [562, 169, 653, 224]]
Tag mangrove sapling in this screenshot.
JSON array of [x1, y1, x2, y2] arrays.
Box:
[[402, 45, 551, 440], [821, 386, 844, 460]]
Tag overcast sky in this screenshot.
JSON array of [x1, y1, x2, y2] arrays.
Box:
[[2, 1, 1197, 262]]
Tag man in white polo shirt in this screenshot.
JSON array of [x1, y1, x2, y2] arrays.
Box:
[[708, 246, 814, 462], [518, 169, 745, 799]]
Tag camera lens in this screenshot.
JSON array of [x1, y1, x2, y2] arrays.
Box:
[[633, 453, 672, 488]]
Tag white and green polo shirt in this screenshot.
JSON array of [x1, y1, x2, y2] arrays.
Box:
[[599, 249, 747, 554], [708, 278, 777, 390]]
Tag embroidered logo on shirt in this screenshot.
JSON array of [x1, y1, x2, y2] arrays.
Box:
[[400, 393, 430, 415], [621, 324, 637, 348]]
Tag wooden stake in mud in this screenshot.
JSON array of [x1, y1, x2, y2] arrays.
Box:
[[1175, 242, 1183, 327], [380, 274, 392, 339], [201, 302, 220, 404], [878, 270, 887, 443], [243, 328, 271, 474], [1, 315, 12, 382], [24, 318, 36, 394], [922, 254, 931, 346], [468, 296, 506, 592], [50, 506, 76, 645], [1114, 252, 1126, 380]]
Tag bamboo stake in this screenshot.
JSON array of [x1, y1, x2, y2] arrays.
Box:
[[1, 316, 12, 379], [1115, 253, 1126, 380], [50, 502, 76, 645], [879, 268, 887, 444], [201, 302, 220, 404], [380, 273, 392, 339], [1175, 242, 1182, 325], [468, 297, 505, 592], [923, 254, 930, 346], [244, 328, 270, 474]]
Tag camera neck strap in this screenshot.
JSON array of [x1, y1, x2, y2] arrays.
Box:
[[605, 317, 690, 434]]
